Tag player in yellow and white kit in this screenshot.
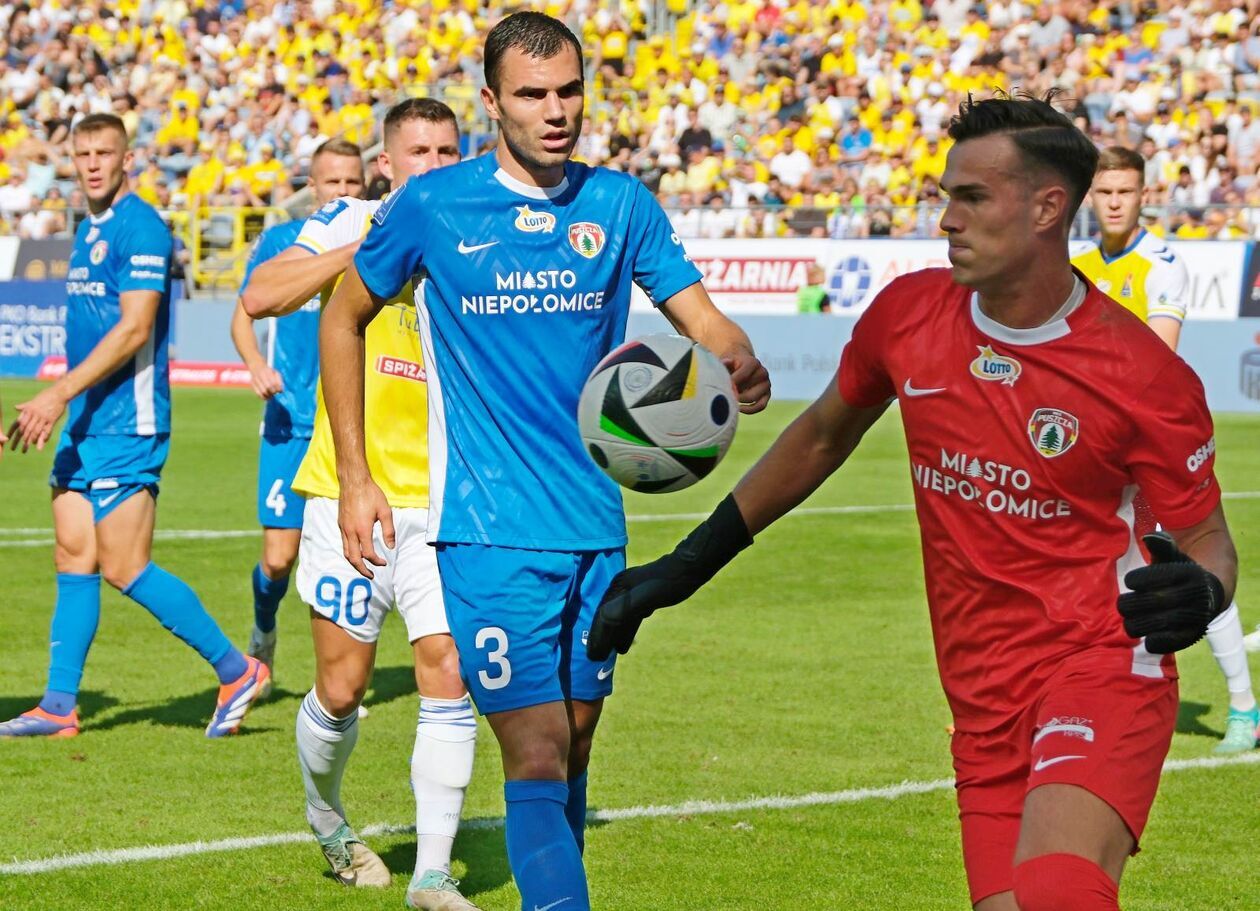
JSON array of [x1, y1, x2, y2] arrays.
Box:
[[241, 99, 479, 910], [1074, 146, 1258, 754]]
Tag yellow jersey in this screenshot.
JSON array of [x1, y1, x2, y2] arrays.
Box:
[[291, 195, 430, 508], [1071, 229, 1189, 324]]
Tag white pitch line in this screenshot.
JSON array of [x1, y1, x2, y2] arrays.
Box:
[[3, 751, 1258, 876], [2, 489, 1257, 546]]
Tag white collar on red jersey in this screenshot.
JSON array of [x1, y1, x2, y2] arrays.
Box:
[[969, 276, 1084, 347]]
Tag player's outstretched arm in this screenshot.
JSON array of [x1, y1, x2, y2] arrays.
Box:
[[240, 243, 360, 318], [320, 261, 393, 579], [1118, 506, 1238, 653], [229, 300, 283, 399], [8, 289, 159, 453], [659, 282, 771, 413], [587, 379, 889, 660]]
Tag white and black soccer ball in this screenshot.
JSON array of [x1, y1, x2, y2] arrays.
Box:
[[578, 333, 738, 493]]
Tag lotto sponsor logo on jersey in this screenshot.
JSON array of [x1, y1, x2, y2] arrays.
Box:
[[460, 269, 605, 315], [514, 205, 556, 233], [375, 355, 426, 383], [910, 447, 1073, 520], [1185, 436, 1215, 472], [968, 345, 1021, 386], [1027, 408, 1079, 458], [568, 222, 605, 258]]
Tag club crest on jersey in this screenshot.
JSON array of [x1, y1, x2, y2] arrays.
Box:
[[568, 222, 605, 258], [1119, 274, 1133, 298], [969, 345, 1021, 386], [1028, 408, 1079, 458], [514, 205, 556, 234], [89, 240, 108, 265]]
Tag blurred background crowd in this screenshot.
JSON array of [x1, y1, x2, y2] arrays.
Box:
[[2, 0, 1259, 272]]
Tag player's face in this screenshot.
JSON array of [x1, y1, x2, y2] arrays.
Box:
[[72, 126, 132, 212], [939, 134, 1052, 292], [1088, 168, 1143, 239], [308, 152, 365, 206], [481, 46, 584, 176], [379, 118, 461, 188]]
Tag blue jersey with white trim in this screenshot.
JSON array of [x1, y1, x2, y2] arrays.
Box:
[[239, 220, 319, 438], [65, 192, 172, 436], [355, 154, 702, 550]]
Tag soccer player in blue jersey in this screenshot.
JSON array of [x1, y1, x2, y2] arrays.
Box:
[[230, 138, 366, 694], [1, 113, 268, 739], [318, 14, 770, 910]]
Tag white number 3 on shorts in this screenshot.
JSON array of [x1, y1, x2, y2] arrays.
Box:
[[475, 626, 512, 690]]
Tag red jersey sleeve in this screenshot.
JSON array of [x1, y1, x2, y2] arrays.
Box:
[[1126, 357, 1221, 530], [837, 287, 897, 407]]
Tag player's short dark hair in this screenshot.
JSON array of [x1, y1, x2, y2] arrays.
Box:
[[484, 12, 583, 93], [382, 98, 459, 145], [1096, 145, 1146, 187], [72, 113, 129, 143], [311, 137, 362, 165], [947, 90, 1099, 217]]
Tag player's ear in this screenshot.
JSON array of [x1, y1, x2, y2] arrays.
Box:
[[1032, 183, 1068, 235], [377, 151, 393, 184], [480, 84, 501, 122]]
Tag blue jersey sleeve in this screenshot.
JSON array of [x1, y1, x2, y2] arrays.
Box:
[[355, 180, 428, 300], [117, 217, 173, 295], [627, 180, 702, 306], [239, 224, 288, 295]]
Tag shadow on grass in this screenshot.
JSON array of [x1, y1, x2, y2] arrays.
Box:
[[365, 664, 420, 707], [378, 821, 514, 899], [88, 687, 277, 735], [0, 691, 119, 723], [1175, 700, 1219, 739]]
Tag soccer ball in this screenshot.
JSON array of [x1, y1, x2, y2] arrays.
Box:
[[578, 333, 738, 493]]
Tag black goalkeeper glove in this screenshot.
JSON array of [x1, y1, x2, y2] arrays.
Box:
[[587, 493, 753, 662], [1117, 532, 1226, 654]]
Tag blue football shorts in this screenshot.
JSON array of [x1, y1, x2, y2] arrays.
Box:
[[49, 431, 169, 523], [437, 544, 624, 715], [257, 434, 310, 529]]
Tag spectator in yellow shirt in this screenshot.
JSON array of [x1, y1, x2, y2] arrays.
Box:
[[244, 144, 288, 204], [157, 102, 199, 153], [184, 150, 225, 205]]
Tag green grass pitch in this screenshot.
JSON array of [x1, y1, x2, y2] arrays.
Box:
[[0, 380, 1256, 910]]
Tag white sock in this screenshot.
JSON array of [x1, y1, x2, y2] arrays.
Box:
[[1207, 602, 1257, 713], [412, 694, 477, 877], [296, 689, 360, 837]]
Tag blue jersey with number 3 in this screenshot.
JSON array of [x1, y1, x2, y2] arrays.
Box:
[[239, 220, 320, 438], [355, 154, 701, 550]]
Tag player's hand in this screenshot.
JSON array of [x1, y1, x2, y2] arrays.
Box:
[[248, 364, 284, 400], [587, 555, 707, 661], [8, 386, 67, 453], [1118, 532, 1226, 653], [722, 352, 771, 414], [337, 477, 395, 580], [587, 493, 753, 661]]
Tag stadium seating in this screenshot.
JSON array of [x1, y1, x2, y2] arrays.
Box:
[[0, 0, 1257, 275]]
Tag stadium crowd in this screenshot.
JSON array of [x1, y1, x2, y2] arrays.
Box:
[[1, 0, 1259, 244]]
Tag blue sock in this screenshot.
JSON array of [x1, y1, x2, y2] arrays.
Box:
[[565, 771, 588, 855], [41, 572, 102, 714], [251, 563, 288, 634], [504, 780, 589, 911], [123, 563, 246, 684]]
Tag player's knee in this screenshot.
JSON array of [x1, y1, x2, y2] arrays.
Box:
[[100, 558, 147, 592], [316, 679, 366, 719], [1013, 854, 1119, 911], [261, 540, 298, 579], [502, 732, 569, 781], [414, 635, 463, 694]]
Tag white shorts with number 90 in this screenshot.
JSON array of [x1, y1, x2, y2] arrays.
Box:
[[296, 496, 447, 644]]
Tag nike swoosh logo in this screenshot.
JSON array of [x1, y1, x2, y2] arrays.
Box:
[[96, 490, 123, 508], [1033, 754, 1087, 771], [596, 665, 614, 681], [458, 240, 499, 254], [903, 379, 947, 397], [534, 898, 572, 911]]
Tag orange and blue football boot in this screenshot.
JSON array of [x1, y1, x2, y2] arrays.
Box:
[[0, 706, 79, 738], [205, 656, 270, 738]]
